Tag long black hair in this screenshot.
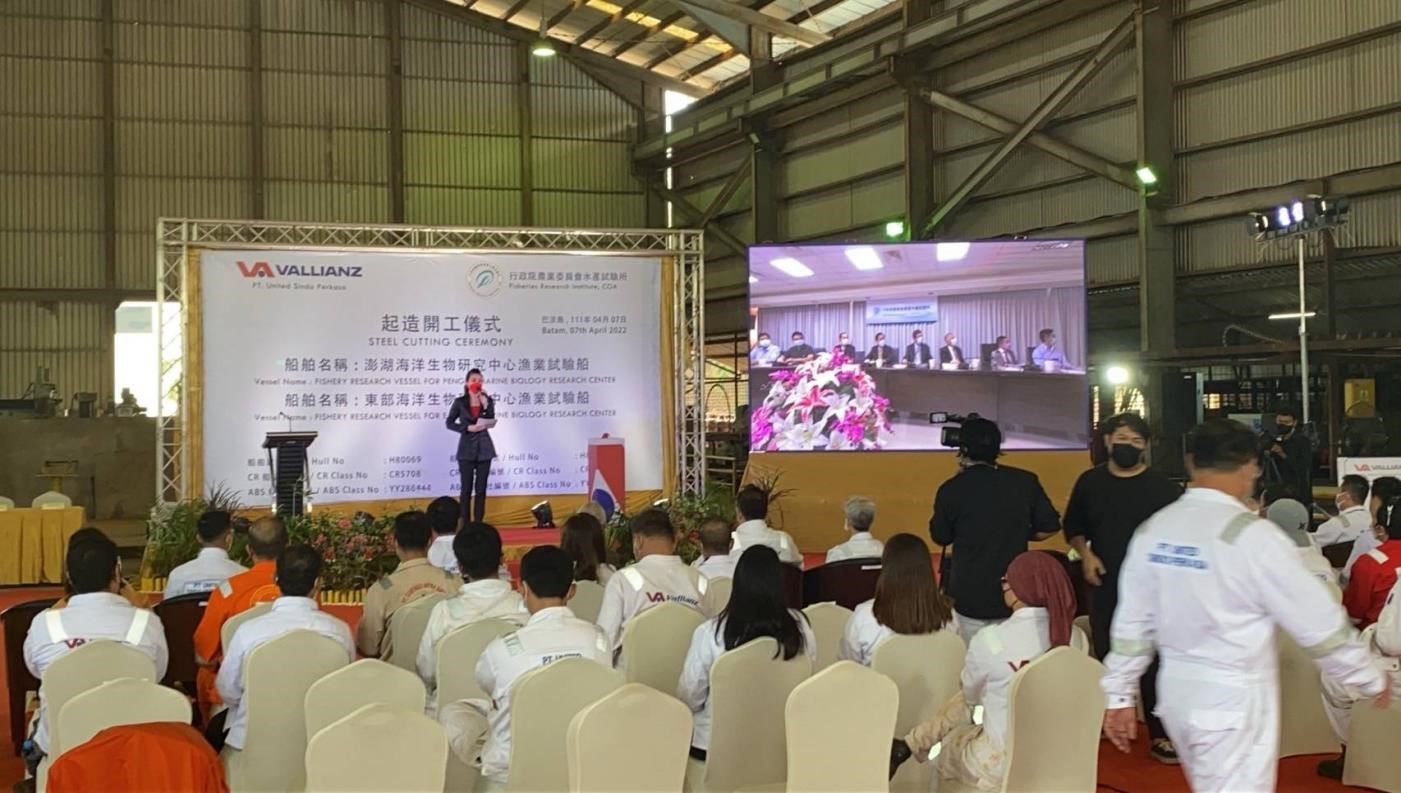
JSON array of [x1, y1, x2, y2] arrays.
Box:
[[717, 545, 806, 660]]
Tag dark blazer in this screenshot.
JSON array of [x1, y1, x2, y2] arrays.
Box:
[[832, 343, 857, 360], [864, 344, 897, 366], [991, 347, 1019, 368], [905, 342, 933, 365], [939, 344, 965, 365], [446, 394, 497, 461]]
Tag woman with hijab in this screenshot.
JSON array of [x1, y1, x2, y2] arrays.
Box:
[[893, 550, 1087, 789]]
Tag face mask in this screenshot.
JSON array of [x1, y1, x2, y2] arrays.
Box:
[[793, 338, 804, 345], [1110, 443, 1142, 469], [876, 338, 884, 345], [467, 382, 482, 394], [950, 338, 957, 346], [759, 339, 770, 347], [839, 338, 849, 345], [914, 337, 923, 344], [1279, 424, 1294, 435]]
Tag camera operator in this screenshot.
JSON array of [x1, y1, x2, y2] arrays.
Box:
[[929, 417, 1061, 645], [1264, 404, 1313, 512]]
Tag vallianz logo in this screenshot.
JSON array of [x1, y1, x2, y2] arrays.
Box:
[[236, 260, 363, 279]]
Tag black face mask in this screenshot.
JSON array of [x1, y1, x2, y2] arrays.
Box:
[[1278, 424, 1295, 435], [1110, 443, 1143, 469]]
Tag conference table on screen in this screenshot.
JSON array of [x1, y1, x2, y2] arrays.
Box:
[[752, 364, 1088, 444]]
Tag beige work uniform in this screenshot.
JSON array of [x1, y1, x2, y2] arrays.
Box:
[[356, 557, 459, 661]]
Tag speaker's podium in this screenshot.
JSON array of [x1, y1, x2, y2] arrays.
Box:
[[262, 431, 317, 515]]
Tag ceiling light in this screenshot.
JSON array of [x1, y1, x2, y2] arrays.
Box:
[[770, 257, 813, 278], [1268, 311, 1316, 320], [935, 242, 971, 261], [884, 220, 905, 239], [844, 247, 883, 271], [1135, 166, 1158, 186], [531, 38, 556, 57], [1105, 365, 1130, 386]]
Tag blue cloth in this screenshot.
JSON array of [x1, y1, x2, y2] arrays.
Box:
[[750, 344, 781, 366], [1032, 343, 1067, 367]]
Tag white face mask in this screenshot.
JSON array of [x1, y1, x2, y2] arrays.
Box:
[[759, 339, 770, 347]]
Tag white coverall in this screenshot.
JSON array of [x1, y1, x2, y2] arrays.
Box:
[[1102, 487, 1386, 792], [1321, 578, 1401, 741]]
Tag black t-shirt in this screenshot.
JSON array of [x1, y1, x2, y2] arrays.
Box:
[[929, 463, 1061, 620], [1063, 464, 1182, 583]]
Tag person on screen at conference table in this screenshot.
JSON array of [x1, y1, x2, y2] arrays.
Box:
[[446, 368, 497, 523], [832, 332, 857, 361], [1031, 328, 1070, 369], [779, 331, 816, 364], [865, 332, 896, 368], [990, 335, 1019, 369], [749, 332, 781, 367], [904, 330, 933, 367], [939, 332, 965, 367]]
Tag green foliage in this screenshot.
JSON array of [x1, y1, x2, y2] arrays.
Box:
[[285, 510, 398, 592], [743, 467, 796, 529], [145, 484, 246, 579], [606, 483, 739, 567]]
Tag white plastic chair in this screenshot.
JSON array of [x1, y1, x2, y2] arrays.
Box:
[[305, 702, 447, 793], [31, 491, 72, 509], [944, 646, 1105, 793], [435, 618, 517, 705], [40, 641, 157, 756], [54, 677, 188, 757], [685, 637, 813, 793], [305, 658, 426, 740], [704, 577, 733, 612], [503, 657, 622, 792], [1344, 689, 1401, 793], [0, 495, 14, 510], [220, 602, 272, 651], [220, 630, 351, 793], [1276, 631, 1340, 757], [568, 580, 606, 623], [872, 629, 965, 792], [620, 602, 706, 694], [567, 683, 692, 792], [384, 592, 447, 670], [784, 661, 898, 792], [800, 603, 852, 672]]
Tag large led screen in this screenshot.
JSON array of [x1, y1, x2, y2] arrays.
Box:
[[747, 241, 1088, 452]]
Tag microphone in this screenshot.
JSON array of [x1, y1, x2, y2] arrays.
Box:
[[277, 412, 293, 432]]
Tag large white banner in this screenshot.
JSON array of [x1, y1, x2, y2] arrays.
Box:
[[200, 249, 663, 505]]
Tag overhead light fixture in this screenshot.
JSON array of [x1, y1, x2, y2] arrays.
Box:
[[935, 242, 971, 261], [531, 38, 556, 57], [1105, 365, 1130, 386], [1248, 195, 1350, 241], [884, 220, 906, 239], [844, 247, 883, 271], [1135, 166, 1158, 186], [770, 257, 814, 278], [1268, 311, 1316, 320], [651, 497, 670, 508]]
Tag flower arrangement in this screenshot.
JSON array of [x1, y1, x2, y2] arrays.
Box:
[[750, 351, 892, 451], [286, 510, 398, 592]]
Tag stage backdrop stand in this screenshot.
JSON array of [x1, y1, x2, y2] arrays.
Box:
[[155, 221, 705, 526]]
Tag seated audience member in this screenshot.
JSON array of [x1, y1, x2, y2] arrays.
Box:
[[832, 332, 857, 361], [1318, 576, 1401, 779], [215, 544, 354, 752], [1342, 496, 1401, 628], [990, 336, 1018, 369], [893, 551, 1086, 788], [840, 533, 955, 666], [440, 546, 611, 783], [428, 495, 512, 582], [692, 518, 736, 580], [576, 500, 609, 526], [939, 333, 965, 367], [826, 496, 884, 563], [1316, 475, 1373, 548], [732, 484, 802, 566], [192, 516, 287, 705], [1345, 476, 1401, 581], [22, 531, 168, 766], [904, 330, 933, 367], [865, 332, 896, 368], [1267, 499, 1337, 586], [596, 509, 710, 651], [677, 546, 816, 759], [560, 512, 616, 584], [55, 527, 146, 609], [779, 331, 815, 364], [749, 332, 781, 367], [417, 523, 527, 702], [357, 510, 459, 660], [163, 510, 247, 598], [1031, 328, 1069, 368]]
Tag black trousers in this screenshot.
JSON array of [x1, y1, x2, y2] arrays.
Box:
[[459, 459, 491, 523], [1090, 583, 1167, 742]]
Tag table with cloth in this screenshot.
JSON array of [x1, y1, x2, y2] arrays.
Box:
[[0, 508, 84, 585]]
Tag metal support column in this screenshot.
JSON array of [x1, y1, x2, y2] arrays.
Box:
[[249, 0, 265, 218], [99, 0, 118, 402], [901, 0, 934, 239], [516, 42, 535, 225], [1136, 1, 1177, 442], [385, 0, 406, 222], [750, 55, 780, 246], [1321, 227, 1337, 339]]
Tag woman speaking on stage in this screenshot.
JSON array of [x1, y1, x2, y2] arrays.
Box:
[[445, 368, 496, 522]]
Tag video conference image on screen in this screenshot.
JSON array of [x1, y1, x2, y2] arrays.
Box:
[[747, 240, 1089, 453]]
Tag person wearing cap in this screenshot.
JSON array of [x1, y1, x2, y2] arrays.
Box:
[[445, 367, 497, 523], [1268, 498, 1338, 588]]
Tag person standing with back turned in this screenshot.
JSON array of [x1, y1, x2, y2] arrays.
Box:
[[1063, 412, 1182, 764], [1102, 419, 1389, 792]]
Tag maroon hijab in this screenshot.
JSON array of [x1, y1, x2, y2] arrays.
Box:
[[1005, 551, 1076, 647]]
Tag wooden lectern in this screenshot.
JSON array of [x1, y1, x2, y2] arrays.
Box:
[[262, 431, 317, 515]]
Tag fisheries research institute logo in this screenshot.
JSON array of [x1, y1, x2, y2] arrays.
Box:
[[468, 262, 503, 297]]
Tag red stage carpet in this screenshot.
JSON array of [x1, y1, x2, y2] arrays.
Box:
[[0, 584, 1365, 791]]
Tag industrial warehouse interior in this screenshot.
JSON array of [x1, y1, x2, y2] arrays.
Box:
[[3, 0, 1401, 791]]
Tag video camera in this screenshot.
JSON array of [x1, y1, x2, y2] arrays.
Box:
[[929, 411, 980, 448]]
